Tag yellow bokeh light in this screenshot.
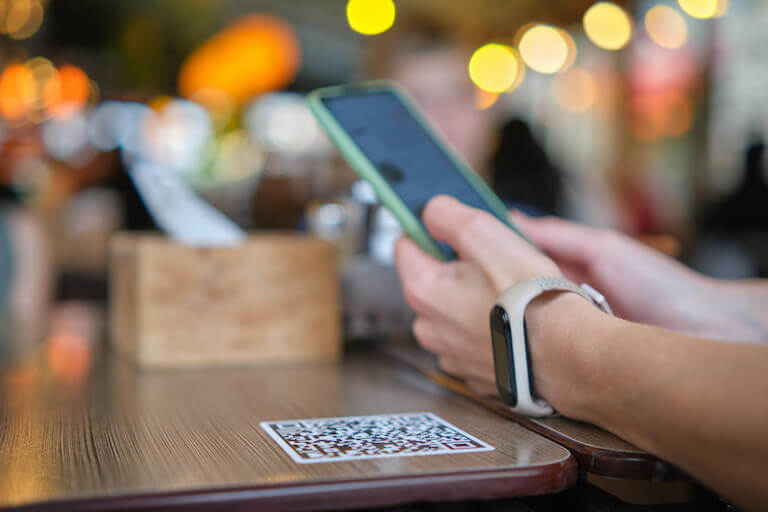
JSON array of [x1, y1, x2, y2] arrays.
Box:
[[558, 28, 577, 71], [468, 43, 519, 93], [552, 67, 595, 113], [519, 24, 572, 74], [583, 2, 633, 50], [3, 0, 31, 34], [645, 5, 688, 50], [9, 0, 43, 40], [678, 0, 728, 19], [346, 0, 395, 36]]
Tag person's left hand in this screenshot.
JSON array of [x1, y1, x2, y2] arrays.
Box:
[[394, 195, 561, 396]]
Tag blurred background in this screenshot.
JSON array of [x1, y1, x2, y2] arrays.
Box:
[[0, 0, 766, 354]]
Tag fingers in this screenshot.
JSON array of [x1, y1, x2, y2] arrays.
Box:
[[412, 317, 450, 354], [510, 211, 600, 265], [394, 236, 447, 315], [414, 317, 495, 381], [421, 196, 542, 288], [395, 235, 496, 321]]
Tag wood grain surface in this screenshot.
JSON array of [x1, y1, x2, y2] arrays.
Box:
[[0, 339, 576, 511], [109, 233, 341, 369], [381, 345, 684, 480]]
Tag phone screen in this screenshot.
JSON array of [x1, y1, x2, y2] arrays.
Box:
[[322, 90, 507, 257]]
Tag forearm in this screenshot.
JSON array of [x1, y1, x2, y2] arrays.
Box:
[[627, 272, 768, 344], [529, 296, 768, 510], [709, 278, 768, 342]]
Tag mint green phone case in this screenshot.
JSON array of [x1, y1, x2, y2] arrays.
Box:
[[307, 80, 525, 261]]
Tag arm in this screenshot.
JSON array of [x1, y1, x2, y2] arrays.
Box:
[[527, 295, 768, 511], [395, 196, 768, 510]]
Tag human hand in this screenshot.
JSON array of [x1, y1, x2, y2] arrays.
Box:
[[511, 212, 734, 340], [394, 195, 563, 396]]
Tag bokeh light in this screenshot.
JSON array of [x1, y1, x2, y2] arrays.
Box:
[[0, 63, 36, 121], [474, 88, 499, 110], [190, 87, 234, 130], [25, 57, 58, 112], [0, 59, 88, 123], [246, 92, 327, 155], [678, 0, 728, 19], [214, 130, 265, 181], [42, 113, 89, 162], [664, 91, 694, 137], [87, 101, 152, 154], [46, 64, 90, 118], [5, 0, 43, 39], [629, 91, 694, 141], [645, 5, 688, 50], [468, 43, 520, 93], [583, 2, 633, 50], [519, 24, 573, 74], [552, 67, 596, 113], [46, 332, 91, 387], [346, 0, 395, 36], [178, 15, 301, 106], [141, 99, 213, 172]]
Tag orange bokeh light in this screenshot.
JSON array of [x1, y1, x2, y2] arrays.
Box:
[[629, 91, 694, 141], [0, 63, 36, 121], [46, 332, 91, 387], [45, 64, 90, 118], [178, 14, 301, 106]]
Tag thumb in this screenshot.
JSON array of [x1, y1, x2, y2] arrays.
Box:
[[422, 196, 556, 290]]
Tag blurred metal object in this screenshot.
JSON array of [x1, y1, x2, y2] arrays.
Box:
[[369, 206, 402, 266], [306, 198, 364, 268]]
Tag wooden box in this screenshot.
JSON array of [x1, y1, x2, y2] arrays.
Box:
[[109, 233, 341, 369]]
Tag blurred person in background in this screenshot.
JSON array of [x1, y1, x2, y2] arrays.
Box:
[[698, 136, 768, 278], [365, 15, 565, 217]]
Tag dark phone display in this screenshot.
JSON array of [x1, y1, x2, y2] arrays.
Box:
[[322, 90, 507, 257]]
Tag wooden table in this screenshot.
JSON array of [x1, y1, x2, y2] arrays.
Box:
[[0, 335, 577, 511], [382, 345, 683, 481]]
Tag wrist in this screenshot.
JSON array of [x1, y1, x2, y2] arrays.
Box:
[[524, 290, 616, 423]]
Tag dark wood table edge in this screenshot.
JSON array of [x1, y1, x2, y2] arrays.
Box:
[[378, 346, 685, 481], [4, 459, 577, 512]]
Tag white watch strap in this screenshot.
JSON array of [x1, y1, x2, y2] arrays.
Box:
[[533, 277, 613, 315], [494, 276, 613, 417]]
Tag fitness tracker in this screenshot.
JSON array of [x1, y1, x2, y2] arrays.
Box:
[[490, 277, 613, 417]]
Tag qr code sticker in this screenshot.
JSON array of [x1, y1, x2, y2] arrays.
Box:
[[260, 412, 494, 464]]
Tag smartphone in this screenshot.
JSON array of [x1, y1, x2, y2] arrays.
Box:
[[307, 80, 529, 261]]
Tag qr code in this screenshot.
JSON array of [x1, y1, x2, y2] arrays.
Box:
[[260, 412, 494, 463]]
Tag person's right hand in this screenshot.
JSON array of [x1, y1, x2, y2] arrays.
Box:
[[511, 212, 739, 341]]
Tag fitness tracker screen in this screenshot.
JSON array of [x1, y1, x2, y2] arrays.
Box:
[[490, 305, 517, 406]]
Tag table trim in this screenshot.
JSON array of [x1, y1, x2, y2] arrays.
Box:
[[6, 459, 577, 512]]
